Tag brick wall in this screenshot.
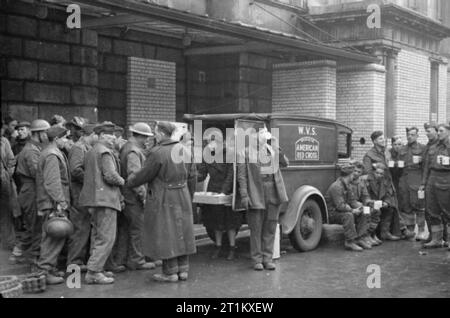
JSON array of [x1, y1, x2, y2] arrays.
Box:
[[395, 50, 430, 144], [336, 64, 386, 161], [187, 53, 278, 114], [1, 1, 98, 123], [127, 57, 176, 125], [272, 60, 337, 119], [97, 29, 185, 125]]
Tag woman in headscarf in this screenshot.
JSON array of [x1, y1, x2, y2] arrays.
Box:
[[197, 132, 242, 261]]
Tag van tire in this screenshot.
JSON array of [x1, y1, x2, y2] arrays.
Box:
[[289, 199, 323, 252]]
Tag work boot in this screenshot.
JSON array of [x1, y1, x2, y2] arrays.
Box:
[[405, 225, 416, 241], [253, 263, 264, 271], [226, 247, 236, 261], [416, 229, 428, 242], [367, 235, 379, 246], [363, 236, 374, 247], [85, 271, 114, 284], [381, 232, 401, 241], [46, 273, 64, 285], [344, 240, 363, 252], [134, 262, 156, 270], [152, 273, 178, 283], [423, 226, 444, 249], [211, 246, 221, 259], [356, 238, 372, 250], [105, 264, 126, 273], [103, 271, 114, 278], [154, 260, 163, 267], [263, 262, 276, 270], [400, 228, 415, 240], [372, 234, 383, 245], [178, 272, 188, 281]]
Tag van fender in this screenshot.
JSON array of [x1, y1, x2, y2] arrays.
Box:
[[280, 185, 328, 235]]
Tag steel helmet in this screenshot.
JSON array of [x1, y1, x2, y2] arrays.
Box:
[[129, 122, 154, 137], [30, 119, 51, 132], [44, 216, 74, 239]]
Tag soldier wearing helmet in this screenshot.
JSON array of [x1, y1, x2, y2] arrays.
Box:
[[109, 122, 156, 271], [35, 126, 72, 285], [10, 120, 51, 265]]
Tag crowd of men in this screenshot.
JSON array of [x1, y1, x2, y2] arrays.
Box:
[[1, 114, 192, 285], [1, 113, 449, 288], [326, 123, 450, 252]]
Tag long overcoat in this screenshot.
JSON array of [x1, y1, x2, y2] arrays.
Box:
[[127, 138, 196, 260]]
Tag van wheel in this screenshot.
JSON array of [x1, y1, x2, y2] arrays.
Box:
[[206, 227, 240, 246], [289, 199, 323, 252]]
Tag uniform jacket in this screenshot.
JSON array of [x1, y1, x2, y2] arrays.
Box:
[[36, 144, 71, 212], [1, 137, 20, 217], [325, 177, 357, 215], [15, 140, 42, 213], [79, 142, 124, 212], [350, 175, 371, 207], [398, 141, 425, 189], [236, 148, 289, 210], [126, 137, 196, 260], [119, 139, 147, 205], [68, 140, 91, 206], [366, 172, 397, 208], [422, 139, 450, 186]]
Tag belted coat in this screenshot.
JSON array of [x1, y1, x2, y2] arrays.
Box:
[[126, 138, 196, 260]]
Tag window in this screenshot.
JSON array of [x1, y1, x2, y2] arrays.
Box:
[[338, 132, 351, 159]]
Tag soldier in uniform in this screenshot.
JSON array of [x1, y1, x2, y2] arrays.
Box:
[[350, 162, 382, 247], [66, 123, 97, 272], [237, 130, 290, 269], [80, 122, 125, 284], [421, 123, 450, 250], [35, 126, 71, 285], [12, 121, 31, 156], [422, 122, 439, 243], [363, 131, 414, 240], [11, 120, 50, 265], [397, 127, 426, 241], [127, 121, 196, 282], [366, 163, 401, 241], [326, 163, 370, 252], [116, 122, 156, 270]]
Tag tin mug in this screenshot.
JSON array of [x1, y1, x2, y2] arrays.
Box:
[[412, 156, 421, 164], [388, 161, 395, 168], [443, 156, 450, 166], [437, 155, 443, 165], [418, 190, 425, 200], [397, 161, 405, 168], [363, 206, 371, 215], [374, 201, 383, 210]]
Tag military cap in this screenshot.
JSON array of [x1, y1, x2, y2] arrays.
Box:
[[424, 122, 438, 131], [114, 126, 124, 133], [94, 121, 116, 134], [438, 122, 450, 130], [81, 123, 96, 135], [50, 114, 66, 127], [339, 163, 355, 176], [156, 121, 176, 137], [66, 116, 88, 129], [405, 126, 419, 133], [15, 121, 31, 129], [370, 131, 384, 142], [47, 126, 68, 139]]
